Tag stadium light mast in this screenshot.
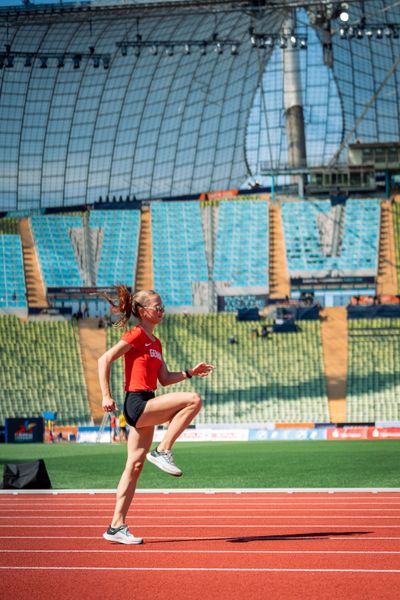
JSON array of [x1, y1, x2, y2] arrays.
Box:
[[282, 10, 307, 196]]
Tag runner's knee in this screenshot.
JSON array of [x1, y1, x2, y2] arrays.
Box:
[[189, 392, 202, 412], [126, 457, 145, 478]]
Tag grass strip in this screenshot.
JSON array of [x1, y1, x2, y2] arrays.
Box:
[[0, 440, 399, 489]]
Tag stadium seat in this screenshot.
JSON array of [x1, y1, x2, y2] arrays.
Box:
[[346, 318, 400, 422], [0, 316, 90, 426], [89, 210, 141, 287], [106, 314, 329, 424], [151, 202, 208, 306], [213, 200, 269, 287], [0, 235, 27, 308], [281, 199, 380, 277]]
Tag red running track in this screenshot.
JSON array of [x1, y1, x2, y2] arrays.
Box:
[[0, 491, 399, 600]]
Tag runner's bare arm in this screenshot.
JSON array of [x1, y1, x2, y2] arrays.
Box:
[[98, 340, 132, 411], [158, 359, 215, 386]]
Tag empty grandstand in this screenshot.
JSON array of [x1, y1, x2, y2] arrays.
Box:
[[151, 201, 208, 307], [0, 316, 90, 426], [89, 210, 141, 287], [213, 200, 269, 288], [106, 313, 329, 425], [281, 198, 380, 277], [347, 318, 400, 422], [394, 200, 400, 288], [0, 235, 26, 309], [31, 216, 83, 288], [1, 192, 399, 429]]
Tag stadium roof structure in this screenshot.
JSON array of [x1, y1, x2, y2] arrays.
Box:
[[0, 0, 399, 210]]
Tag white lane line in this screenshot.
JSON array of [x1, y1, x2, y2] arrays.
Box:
[[2, 508, 400, 513], [1, 500, 399, 506], [0, 515, 398, 520], [1, 496, 400, 502], [2, 501, 400, 506], [1, 490, 399, 496], [2, 535, 400, 541], [1, 566, 399, 573], [3, 549, 400, 555], [1, 524, 400, 528]]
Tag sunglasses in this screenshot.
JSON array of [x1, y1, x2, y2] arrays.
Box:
[[144, 304, 165, 313]]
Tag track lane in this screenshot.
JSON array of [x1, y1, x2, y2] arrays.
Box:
[[1, 570, 399, 600], [2, 534, 400, 551], [1, 547, 399, 571], [1, 492, 399, 600]]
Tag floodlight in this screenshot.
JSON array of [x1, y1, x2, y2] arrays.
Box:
[[339, 3, 349, 23]]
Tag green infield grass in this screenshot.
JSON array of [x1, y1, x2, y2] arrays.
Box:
[[0, 440, 399, 489]]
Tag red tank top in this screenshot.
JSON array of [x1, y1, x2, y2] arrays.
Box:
[[121, 326, 163, 391]]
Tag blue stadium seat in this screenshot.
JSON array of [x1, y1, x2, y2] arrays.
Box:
[[151, 202, 208, 306], [31, 215, 83, 287], [0, 235, 27, 307], [213, 200, 269, 287], [90, 210, 140, 287], [282, 199, 380, 277]]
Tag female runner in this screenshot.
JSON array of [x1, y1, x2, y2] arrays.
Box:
[[98, 286, 215, 544]]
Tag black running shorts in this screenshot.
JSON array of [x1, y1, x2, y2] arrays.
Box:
[[123, 390, 155, 427]]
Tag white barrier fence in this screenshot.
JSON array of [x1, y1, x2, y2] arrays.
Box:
[[76, 424, 400, 443]]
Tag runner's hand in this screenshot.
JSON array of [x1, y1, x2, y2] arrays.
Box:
[[190, 363, 215, 377], [102, 396, 116, 412]]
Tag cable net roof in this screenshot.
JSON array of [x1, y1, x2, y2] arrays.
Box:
[[0, 1, 399, 209]]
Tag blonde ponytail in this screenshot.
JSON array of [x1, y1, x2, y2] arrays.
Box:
[[102, 286, 158, 328]]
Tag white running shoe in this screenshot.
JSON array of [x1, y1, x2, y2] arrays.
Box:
[[103, 524, 143, 545], [146, 448, 183, 477]]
